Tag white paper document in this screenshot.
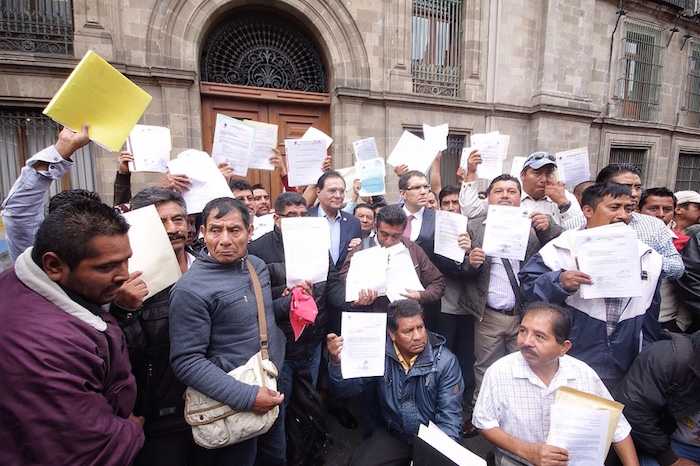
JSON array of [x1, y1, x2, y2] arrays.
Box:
[[417, 422, 487, 466], [126, 125, 171, 173], [336, 166, 356, 204], [246, 121, 278, 171], [285, 139, 327, 187], [510, 156, 527, 178], [423, 123, 449, 152], [302, 126, 333, 150], [211, 114, 256, 176], [434, 210, 468, 263], [281, 217, 330, 287], [548, 404, 610, 466], [345, 247, 389, 302], [251, 213, 275, 241], [356, 158, 386, 196], [340, 312, 387, 379], [386, 246, 425, 302], [352, 137, 380, 162], [122, 205, 182, 300], [471, 132, 510, 180], [556, 147, 591, 188], [167, 149, 234, 214], [575, 225, 642, 299], [387, 131, 439, 174], [482, 205, 532, 261]]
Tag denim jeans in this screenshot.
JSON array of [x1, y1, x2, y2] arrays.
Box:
[[638, 440, 700, 466], [278, 343, 322, 410]]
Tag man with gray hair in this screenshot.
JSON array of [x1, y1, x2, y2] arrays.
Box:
[[110, 187, 197, 465]]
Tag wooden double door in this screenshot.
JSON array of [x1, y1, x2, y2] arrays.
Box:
[[200, 83, 330, 199]]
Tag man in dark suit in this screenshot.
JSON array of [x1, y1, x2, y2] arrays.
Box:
[[308, 170, 362, 429], [399, 170, 461, 330]]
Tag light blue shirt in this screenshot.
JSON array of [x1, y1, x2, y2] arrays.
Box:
[[317, 207, 342, 265], [1, 146, 73, 262]]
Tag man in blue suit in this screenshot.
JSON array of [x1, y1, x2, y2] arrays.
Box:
[[308, 170, 362, 429], [307, 170, 362, 271]]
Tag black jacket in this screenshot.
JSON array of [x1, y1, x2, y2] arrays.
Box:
[[248, 226, 346, 360], [111, 286, 188, 436], [677, 229, 700, 327], [613, 331, 700, 465]]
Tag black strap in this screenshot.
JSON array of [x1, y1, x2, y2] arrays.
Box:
[[502, 258, 522, 314], [664, 330, 694, 395]]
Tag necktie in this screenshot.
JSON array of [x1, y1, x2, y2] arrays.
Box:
[[403, 214, 414, 239]]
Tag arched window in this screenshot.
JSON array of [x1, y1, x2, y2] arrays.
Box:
[[200, 11, 328, 93]]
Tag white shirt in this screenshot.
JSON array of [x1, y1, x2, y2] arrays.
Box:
[[402, 205, 425, 242], [487, 257, 519, 310], [473, 352, 631, 465], [458, 180, 582, 225]]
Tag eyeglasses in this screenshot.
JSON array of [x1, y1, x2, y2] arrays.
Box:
[[405, 184, 431, 192], [277, 212, 309, 218]]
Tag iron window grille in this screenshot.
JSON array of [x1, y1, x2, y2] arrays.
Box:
[[200, 12, 328, 94], [609, 147, 646, 184], [676, 153, 700, 191], [614, 20, 664, 122], [686, 42, 700, 127], [0, 0, 74, 56], [411, 0, 462, 98], [0, 109, 94, 203]]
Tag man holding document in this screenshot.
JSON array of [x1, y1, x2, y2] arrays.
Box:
[[326, 300, 464, 466], [520, 182, 663, 390], [473, 302, 638, 466], [339, 204, 445, 313], [460, 174, 562, 409]]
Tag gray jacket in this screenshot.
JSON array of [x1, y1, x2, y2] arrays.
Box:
[[169, 252, 288, 412]]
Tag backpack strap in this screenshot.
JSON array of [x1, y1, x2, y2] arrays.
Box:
[[663, 330, 695, 395]]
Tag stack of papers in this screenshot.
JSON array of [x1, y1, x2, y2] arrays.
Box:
[[211, 115, 279, 176], [345, 243, 424, 302], [126, 125, 171, 173], [167, 149, 234, 214]]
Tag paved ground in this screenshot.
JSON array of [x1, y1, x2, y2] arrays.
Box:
[[321, 394, 493, 464]]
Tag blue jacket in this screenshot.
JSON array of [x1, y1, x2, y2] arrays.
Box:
[[519, 230, 662, 380], [329, 331, 463, 443]]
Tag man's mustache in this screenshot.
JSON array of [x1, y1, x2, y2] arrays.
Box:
[[169, 233, 186, 241]]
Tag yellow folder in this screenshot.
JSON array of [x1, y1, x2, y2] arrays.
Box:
[[43, 50, 152, 152]]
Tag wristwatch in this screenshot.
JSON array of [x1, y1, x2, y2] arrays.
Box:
[[558, 202, 572, 213]]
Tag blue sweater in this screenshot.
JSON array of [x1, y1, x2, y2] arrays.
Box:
[[169, 252, 287, 411]]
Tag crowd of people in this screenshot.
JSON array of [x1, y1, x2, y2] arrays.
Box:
[[1, 123, 700, 466]]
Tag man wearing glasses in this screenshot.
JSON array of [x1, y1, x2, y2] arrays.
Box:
[[399, 170, 466, 331], [459, 150, 582, 226]]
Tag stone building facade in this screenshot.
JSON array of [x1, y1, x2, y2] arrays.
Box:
[[1, 0, 700, 204]]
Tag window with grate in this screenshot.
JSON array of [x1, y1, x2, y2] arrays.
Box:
[[408, 129, 466, 186], [675, 153, 700, 191], [0, 110, 95, 203], [609, 147, 646, 183], [615, 21, 663, 122], [0, 0, 74, 56], [686, 43, 700, 127], [411, 0, 462, 98], [200, 11, 328, 93]]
